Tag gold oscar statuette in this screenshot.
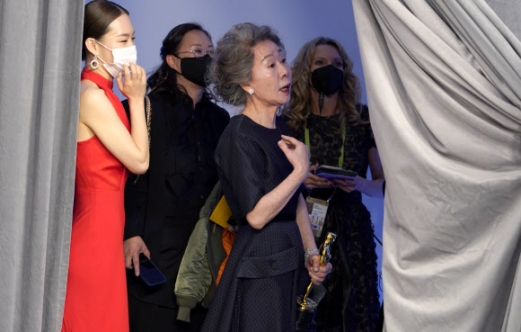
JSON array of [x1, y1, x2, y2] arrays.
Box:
[[297, 232, 337, 311]]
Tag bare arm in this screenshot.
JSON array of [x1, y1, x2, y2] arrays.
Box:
[[368, 146, 384, 179], [296, 194, 331, 285], [295, 194, 317, 252], [361, 146, 385, 197], [79, 64, 149, 174], [246, 135, 309, 229]]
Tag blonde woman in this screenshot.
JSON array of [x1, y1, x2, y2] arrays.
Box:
[[284, 37, 384, 332]]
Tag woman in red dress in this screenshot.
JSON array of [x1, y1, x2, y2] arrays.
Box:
[[61, 1, 149, 331]]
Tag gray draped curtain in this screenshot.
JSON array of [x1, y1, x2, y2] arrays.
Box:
[[352, 0, 521, 331], [0, 1, 83, 331]]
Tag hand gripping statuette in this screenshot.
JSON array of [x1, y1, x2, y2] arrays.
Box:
[[296, 232, 336, 332]]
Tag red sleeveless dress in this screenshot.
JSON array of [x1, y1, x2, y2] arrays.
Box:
[[62, 69, 130, 331]]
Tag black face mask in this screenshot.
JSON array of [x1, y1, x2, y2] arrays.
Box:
[[311, 65, 344, 96], [178, 54, 211, 87]]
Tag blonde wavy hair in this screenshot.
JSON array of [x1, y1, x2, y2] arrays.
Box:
[[284, 37, 363, 132]]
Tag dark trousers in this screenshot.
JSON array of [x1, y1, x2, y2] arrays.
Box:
[[129, 294, 208, 332]]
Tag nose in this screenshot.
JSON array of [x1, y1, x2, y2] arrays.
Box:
[[280, 62, 291, 78]]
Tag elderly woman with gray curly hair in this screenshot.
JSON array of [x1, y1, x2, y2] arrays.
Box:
[[200, 23, 332, 332]]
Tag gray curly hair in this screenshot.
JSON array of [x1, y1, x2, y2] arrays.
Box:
[[208, 22, 285, 106]]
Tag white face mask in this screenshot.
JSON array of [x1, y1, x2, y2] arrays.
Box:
[[96, 41, 138, 78]]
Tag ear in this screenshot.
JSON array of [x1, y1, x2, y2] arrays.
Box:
[[166, 54, 180, 72], [239, 82, 251, 94], [85, 38, 99, 57]]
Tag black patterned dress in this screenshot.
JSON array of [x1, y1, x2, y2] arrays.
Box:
[[292, 106, 380, 332], [201, 115, 308, 332]]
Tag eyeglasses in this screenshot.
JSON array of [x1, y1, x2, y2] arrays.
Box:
[[175, 49, 215, 58]]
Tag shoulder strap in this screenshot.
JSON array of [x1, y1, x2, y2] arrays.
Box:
[[145, 95, 152, 147]]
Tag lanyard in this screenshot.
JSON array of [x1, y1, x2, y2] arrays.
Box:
[[304, 120, 346, 168]]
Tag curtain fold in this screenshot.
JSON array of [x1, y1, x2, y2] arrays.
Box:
[[352, 0, 521, 331], [0, 1, 83, 331], [484, 0, 521, 41]]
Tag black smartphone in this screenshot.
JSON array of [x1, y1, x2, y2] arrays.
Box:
[[138, 253, 167, 287]]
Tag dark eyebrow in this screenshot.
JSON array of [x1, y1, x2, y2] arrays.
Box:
[[188, 43, 214, 47], [115, 32, 135, 38]]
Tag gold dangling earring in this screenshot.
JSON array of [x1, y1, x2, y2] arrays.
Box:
[[90, 55, 99, 69]]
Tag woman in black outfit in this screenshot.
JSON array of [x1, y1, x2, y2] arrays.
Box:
[[123, 23, 229, 332], [201, 23, 331, 332], [284, 37, 384, 332]]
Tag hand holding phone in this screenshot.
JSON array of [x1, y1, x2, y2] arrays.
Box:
[[314, 165, 358, 180], [138, 253, 167, 287], [124, 235, 150, 276]]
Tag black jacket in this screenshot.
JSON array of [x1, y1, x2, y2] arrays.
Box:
[[123, 88, 229, 307]]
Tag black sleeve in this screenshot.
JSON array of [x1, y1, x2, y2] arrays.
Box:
[[124, 172, 149, 240], [209, 103, 231, 138], [122, 98, 148, 240], [215, 132, 265, 221], [122, 98, 130, 119]]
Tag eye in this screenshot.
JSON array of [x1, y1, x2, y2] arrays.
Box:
[[281, 57, 287, 64], [193, 49, 204, 56], [314, 59, 324, 66], [207, 50, 215, 57], [334, 61, 343, 68]]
